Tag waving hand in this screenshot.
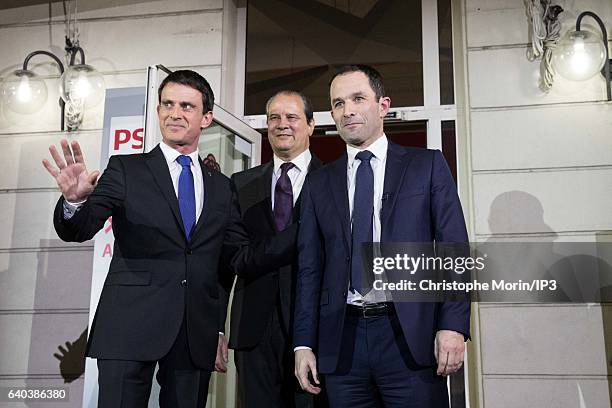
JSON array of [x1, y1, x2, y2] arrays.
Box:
[[42, 139, 100, 202]]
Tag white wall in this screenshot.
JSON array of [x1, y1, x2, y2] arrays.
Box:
[[0, 1, 240, 406], [462, 0, 612, 406]]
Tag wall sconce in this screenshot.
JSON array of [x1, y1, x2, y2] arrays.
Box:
[[552, 11, 611, 101], [0, 38, 105, 131]]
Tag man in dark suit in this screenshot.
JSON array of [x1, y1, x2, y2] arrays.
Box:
[[293, 65, 470, 407], [230, 90, 323, 407], [42, 70, 260, 407]]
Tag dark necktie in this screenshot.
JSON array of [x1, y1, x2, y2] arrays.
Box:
[[351, 150, 375, 296], [274, 162, 295, 231], [177, 155, 196, 240]]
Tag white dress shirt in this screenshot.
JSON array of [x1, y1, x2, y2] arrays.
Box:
[[271, 149, 312, 208]]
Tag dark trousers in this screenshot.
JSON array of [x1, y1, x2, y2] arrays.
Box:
[[325, 312, 448, 408], [235, 304, 315, 408], [97, 318, 211, 408]]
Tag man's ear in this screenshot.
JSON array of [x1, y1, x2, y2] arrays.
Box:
[[307, 119, 315, 137], [379, 96, 391, 118], [200, 111, 214, 129]]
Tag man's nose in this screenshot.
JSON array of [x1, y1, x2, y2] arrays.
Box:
[[342, 102, 355, 117], [276, 117, 290, 129], [169, 105, 182, 118]]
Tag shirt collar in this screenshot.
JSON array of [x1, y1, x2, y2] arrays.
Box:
[[159, 141, 200, 167], [273, 149, 312, 175], [346, 134, 388, 168]]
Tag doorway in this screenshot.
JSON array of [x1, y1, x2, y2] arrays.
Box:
[[258, 120, 458, 182]]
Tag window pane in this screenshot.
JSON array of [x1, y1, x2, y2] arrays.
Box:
[[441, 120, 457, 183], [438, 0, 455, 105], [199, 124, 252, 176], [246, 0, 423, 114]]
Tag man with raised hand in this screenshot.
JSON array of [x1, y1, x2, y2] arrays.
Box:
[[43, 70, 242, 408]]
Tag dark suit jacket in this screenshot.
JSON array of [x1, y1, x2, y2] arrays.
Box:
[[293, 142, 470, 373], [229, 155, 323, 350], [54, 145, 246, 370]]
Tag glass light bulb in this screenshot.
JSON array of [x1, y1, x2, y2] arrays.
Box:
[[60, 64, 105, 108], [0, 69, 48, 114], [74, 72, 92, 99], [553, 30, 606, 81], [16, 76, 33, 103]]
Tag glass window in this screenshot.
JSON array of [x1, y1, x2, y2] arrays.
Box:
[[441, 120, 457, 183], [199, 123, 252, 176], [438, 0, 454, 105], [245, 0, 424, 114]]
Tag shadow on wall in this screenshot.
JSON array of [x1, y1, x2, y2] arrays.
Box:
[[485, 190, 612, 405], [487, 190, 553, 236], [486, 191, 612, 301], [17, 137, 94, 406], [53, 328, 87, 383], [23, 238, 92, 408]]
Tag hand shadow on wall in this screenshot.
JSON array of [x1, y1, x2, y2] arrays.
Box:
[[53, 328, 87, 383]]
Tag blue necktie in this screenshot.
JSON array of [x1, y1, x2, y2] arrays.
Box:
[[351, 150, 375, 296], [177, 155, 196, 240]]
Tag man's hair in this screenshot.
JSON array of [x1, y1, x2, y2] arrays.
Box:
[[329, 64, 385, 101], [158, 70, 215, 113], [265, 90, 314, 124]]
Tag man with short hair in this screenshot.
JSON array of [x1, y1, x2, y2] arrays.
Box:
[[230, 90, 323, 408], [43, 70, 272, 407], [293, 65, 470, 407]]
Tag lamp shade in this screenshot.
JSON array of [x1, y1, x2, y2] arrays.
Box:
[[552, 30, 607, 81], [59, 64, 105, 108], [1, 69, 48, 114]]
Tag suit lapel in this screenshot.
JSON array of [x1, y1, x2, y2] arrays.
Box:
[[191, 160, 216, 239], [381, 142, 412, 235], [145, 146, 185, 235], [260, 162, 277, 232], [328, 153, 351, 248], [292, 154, 323, 221], [308, 154, 324, 172]]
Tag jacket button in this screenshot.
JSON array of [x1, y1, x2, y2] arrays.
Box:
[[345, 256, 350, 262], [342, 291, 347, 297], [181, 279, 187, 287], [185, 248, 192, 255]]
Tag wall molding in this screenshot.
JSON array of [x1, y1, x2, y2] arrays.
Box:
[[475, 229, 612, 239], [0, 308, 89, 315], [472, 164, 612, 175], [0, 8, 223, 30], [482, 374, 612, 379], [0, 187, 60, 194], [0, 64, 222, 85], [471, 99, 612, 112], [0, 373, 82, 380], [468, 39, 612, 53], [479, 303, 610, 309], [0, 245, 93, 254]]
